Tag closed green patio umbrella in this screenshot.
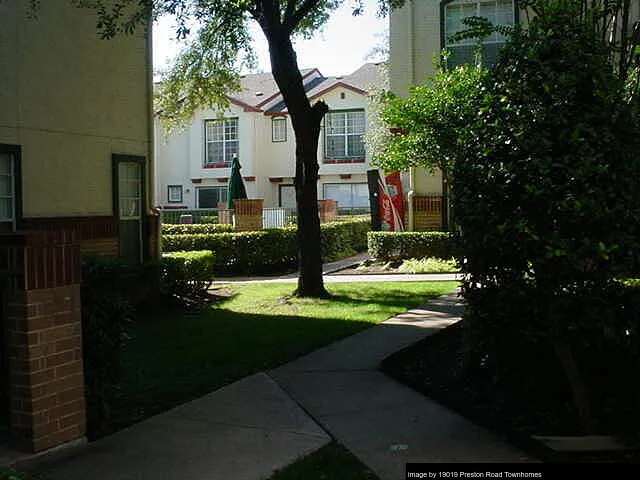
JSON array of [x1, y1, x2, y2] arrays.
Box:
[[227, 154, 248, 209]]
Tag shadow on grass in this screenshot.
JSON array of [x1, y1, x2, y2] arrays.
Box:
[[213, 283, 460, 314], [109, 309, 374, 436]]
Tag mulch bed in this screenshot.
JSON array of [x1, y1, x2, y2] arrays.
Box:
[[380, 321, 640, 463]]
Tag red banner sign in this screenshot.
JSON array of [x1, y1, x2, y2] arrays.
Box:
[[377, 171, 404, 231]]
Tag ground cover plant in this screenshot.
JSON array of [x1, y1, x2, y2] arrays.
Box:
[[107, 281, 458, 435]]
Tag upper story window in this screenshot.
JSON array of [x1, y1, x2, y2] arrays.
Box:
[[272, 117, 287, 142], [443, 0, 515, 68], [324, 110, 366, 160], [205, 118, 238, 166], [0, 145, 20, 232]]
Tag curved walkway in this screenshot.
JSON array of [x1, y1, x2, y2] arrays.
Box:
[[37, 285, 535, 480]]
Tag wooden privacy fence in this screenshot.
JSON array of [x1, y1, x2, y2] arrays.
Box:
[[407, 195, 443, 231]]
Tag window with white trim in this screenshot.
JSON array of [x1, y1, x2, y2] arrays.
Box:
[[118, 162, 142, 219], [197, 186, 228, 208], [324, 110, 366, 159], [323, 183, 369, 209], [0, 150, 16, 231], [167, 185, 183, 203], [205, 118, 239, 165], [444, 0, 515, 68], [272, 117, 287, 142]]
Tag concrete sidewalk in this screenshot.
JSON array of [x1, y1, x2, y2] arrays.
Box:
[[37, 289, 533, 480]]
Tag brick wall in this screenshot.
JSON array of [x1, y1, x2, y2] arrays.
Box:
[[6, 285, 84, 452], [0, 231, 86, 453], [318, 199, 337, 223], [79, 237, 118, 258]]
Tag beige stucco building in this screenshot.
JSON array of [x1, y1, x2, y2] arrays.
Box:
[[0, 0, 154, 454], [389, 0, 517, 229], [155, 63, 385, 214]]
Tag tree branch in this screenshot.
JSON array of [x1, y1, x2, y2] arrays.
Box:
[[284, 0, 297, 23], [283, 0, 320, 33]]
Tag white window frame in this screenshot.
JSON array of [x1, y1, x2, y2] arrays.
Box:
[[324, 110, 366, 160], [167, 185, 183, 203], [204, 117, 239, 166], [272, 117, 287, 142], [118, 162, 143, 220]]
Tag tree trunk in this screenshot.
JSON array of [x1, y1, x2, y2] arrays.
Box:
[[553, 336, 595, 434], [263, 28, 329, 298]]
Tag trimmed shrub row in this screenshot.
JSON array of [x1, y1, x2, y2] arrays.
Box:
[[162, 223, 234, 235], [161, 250, 215, 298], [162, 220, 370, 275], [367, 231, 456, 261]]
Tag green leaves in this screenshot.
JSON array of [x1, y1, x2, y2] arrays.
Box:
[[155, 13, 254, 132], [371, 63, 487, 177]]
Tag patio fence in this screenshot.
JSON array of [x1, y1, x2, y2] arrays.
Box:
[[159, 206, 370, 228]]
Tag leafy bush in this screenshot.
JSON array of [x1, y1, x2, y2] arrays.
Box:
[[81, 256, 136, 438], [162, 223, 233, 235], [320, 220, 370, 262], [198, 215, 218, 224], [447, 1, 640, 433], [161, 220, 370, 275], [398, 257, 459, 274], [161, 250, 215, 298], [367, 231, 456, 261], [0, 468, 43, 480]]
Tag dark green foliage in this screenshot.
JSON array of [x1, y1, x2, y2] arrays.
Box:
[[161, 223, 234, 235], [0, 468, 43, 480], [81, 256, 136, 438], [449, 1, 640, 433], [367, 232, 457, 261], [161, 220, 370, 275], [160, 250, 215, 299], [320, 221, 370, 262]]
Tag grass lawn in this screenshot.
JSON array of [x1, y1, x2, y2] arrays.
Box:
[[267, 442, 379, 480], [111, 281, 458, 432]]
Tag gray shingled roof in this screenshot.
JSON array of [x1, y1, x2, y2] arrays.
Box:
[[229, 68, 316, 108], [230, 63, 386, 113]]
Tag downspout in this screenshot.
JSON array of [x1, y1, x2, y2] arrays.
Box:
[[407, 2, 415, 232], [146, 19, 161, 259]]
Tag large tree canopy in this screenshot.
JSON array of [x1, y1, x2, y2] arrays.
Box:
[[60, 0, 407, 298]]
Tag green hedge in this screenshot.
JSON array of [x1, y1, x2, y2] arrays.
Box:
[[162, 223, 234, 235], [161, 250, 215, 298], [81, 256, 136, 438], [161, 220, 369, 275], [367, 231, 456, 261], [320, 220, 370, 262]]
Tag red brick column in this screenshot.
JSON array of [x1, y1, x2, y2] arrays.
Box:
[[0, 231, 85, 453], [217, 202, 233, 226], [318, 199, 337, 223], [233, 199, 263, 231]]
